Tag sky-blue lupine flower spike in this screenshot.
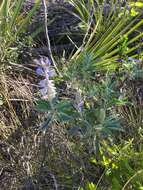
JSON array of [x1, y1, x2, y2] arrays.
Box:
[[35, 56, 56, 100]]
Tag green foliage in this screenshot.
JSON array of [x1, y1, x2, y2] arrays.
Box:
[[0, 0, 40, 67], [130, 1, 143, 16], [85, 182, 97, 190], [36, 70, 124, 156], [36, 0, 143, 158], [36, 99, 80, 130], [99, 141, 143, 190], [1, 0, 143, 189], [70, 0, 143, 71]]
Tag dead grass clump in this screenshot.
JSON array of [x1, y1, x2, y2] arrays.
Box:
[[0, 70, 37, 139]]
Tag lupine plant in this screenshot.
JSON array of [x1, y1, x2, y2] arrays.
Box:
[[35, 53, 124, 155], [36, 0, 143, 158], [35, 56, 80, 130]]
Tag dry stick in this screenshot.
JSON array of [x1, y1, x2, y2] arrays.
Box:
[[49, 172, 58, 190], [38, 130, 58, 190], [41, 0, 61, 77], [122, 169, 143, 190], [95, 169, 106, 190], [0, 168, 4, 178], [71, 6, 94, 60]]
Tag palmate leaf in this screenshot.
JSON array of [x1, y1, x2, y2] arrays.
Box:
[[56, 100, 73, 112], [35, 100, 52, 112], [104, 118, 124, 132], [70, 0, 143, 72], [39, 113, 53, 131], [56, 100, 80, 122], [57, 112, 74, 122]]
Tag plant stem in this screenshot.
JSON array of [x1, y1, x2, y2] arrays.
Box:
[[41, 0, 62, 77]]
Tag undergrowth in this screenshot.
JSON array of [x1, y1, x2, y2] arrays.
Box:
[[0, 0, 143, 189]]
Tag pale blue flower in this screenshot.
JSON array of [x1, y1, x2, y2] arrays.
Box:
[[128, 57, 142, 63], [39, 79, 47, 88], [35, 57, 55, 78], [36, 67, 44, 76], [35, 56, 51, 67], [35, 56, 56, 101], [75, 88, 84, 112]]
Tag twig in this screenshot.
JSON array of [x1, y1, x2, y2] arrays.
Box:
[[95, 169, 106, 190], [71, 5, 94, 60], [41, 0, 62, 77], [0, 168, 4, 178], [122, 169, 143, 190], [49, 172, 58, 190], [37, 129, 58, 190], [9, 98, 31, 102]]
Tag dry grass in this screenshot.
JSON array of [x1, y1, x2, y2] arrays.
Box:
[[0, 68, 76, 189], [0, 69, 37, 140]]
